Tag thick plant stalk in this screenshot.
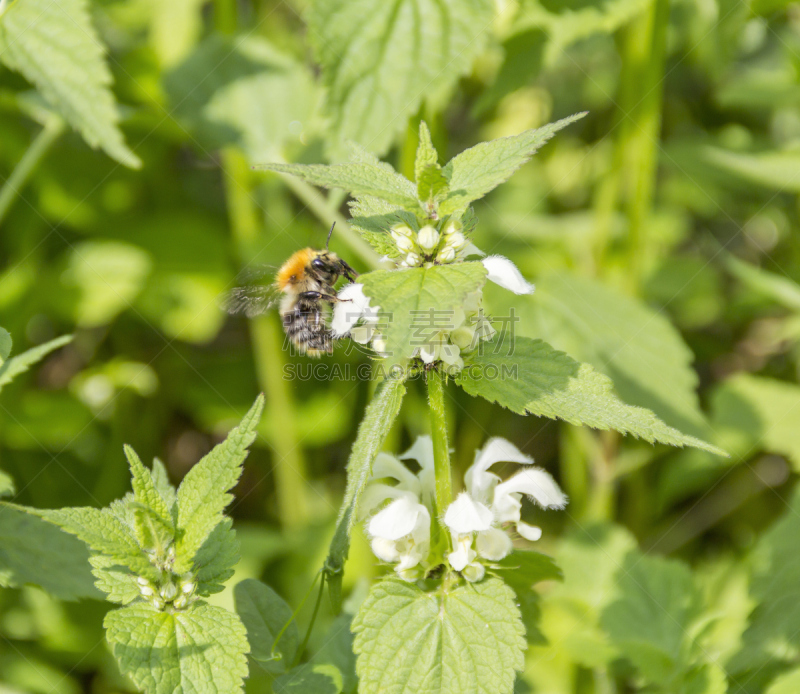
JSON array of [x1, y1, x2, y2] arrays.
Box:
[[0, 114, 64, 227], [427, 371, 452, 520], [222, 148, 310, 528]]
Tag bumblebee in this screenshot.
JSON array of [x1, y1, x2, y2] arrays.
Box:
[[224, 224, 357, 356]]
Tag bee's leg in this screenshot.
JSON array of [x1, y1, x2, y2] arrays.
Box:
[[340, 260, 359, 282], [299, 291, 345, 304]]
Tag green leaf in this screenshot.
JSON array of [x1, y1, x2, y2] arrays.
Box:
[[415, 122, 448, 206], [0, 328, 11, 363], [104, 601, 248, 694], [0, 468, 14, 498], [194, 518, 240, 596], [165, 35, 321, 161], [529, 272, 710, 438], [439, 114, 586, 215], [496, 551, 563, 588], [0, 0, 140, 167], [713, 373, 800, 469], [733, 489, 800, 673], [0, 502, 101, 600], [274, 664, 343, 694], [234, 579, 299, 674], [42, 506, 157, 580], [89, 554, 141, 605], [314, 615, 358, 694], [125, 446, 174, 533], [456, 336, 725, 455], [307, 0, 494, 156], [352, 577, 525, 694], [699, 145, 800, 192], [495, 551, 562, 646], [601, 553, 703, 685], [63, 241, 152, 327], [150, 458, 177, 511], [360, 262, 488, 364], [325, 375, 406, 611], [766, 667, 800, 694], [174, 395, 264, 572], [257, 162, 418, 210], [0, 334, 72, 393], [725, 255, 800, 311], [542, 523, 637, 669]]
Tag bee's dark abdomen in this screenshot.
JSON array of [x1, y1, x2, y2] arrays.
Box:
[[283, 303, 332, 354]]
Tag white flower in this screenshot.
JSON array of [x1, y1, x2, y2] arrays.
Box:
[[362, 437, 436, 579], [481, 255, 535, 295], [368, 493, 431, 575], [443, 437, 566, 580], [331, 283, 380, 337]]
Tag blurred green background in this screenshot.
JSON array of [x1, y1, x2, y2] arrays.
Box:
[[2, 0, 800, 692]]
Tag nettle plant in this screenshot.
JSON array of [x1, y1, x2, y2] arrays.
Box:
[[258, 117, 727, 693], [0, 119, 729, 694]]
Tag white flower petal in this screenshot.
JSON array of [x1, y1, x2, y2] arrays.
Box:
[[481, 255, 534, 295], [358, 482, 407, 519], [447, 533, 476, 572], [368, 495, 424, 541], [516, 521, 543, 542], [494, 468, 567, 510], [399, 435, 433, 466], [492, 491, 522, 524], [371, 537, 400, 563], [371, 452, 421, 493], [465, 437, 532, 504], [331, 283, 371, 336], [444, 492, 494, 534], [460, 242, 485, 258], [476, 527, 513, 561], [349, 325, 374, 344], [462, 562, 486, 583]]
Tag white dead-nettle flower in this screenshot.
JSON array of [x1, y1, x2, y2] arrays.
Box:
[[361, 437, 436, 580], [443, 438, 566, 581]]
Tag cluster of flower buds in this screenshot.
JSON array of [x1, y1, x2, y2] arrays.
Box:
[[390, 220, 469, 267], [136, 571, 197, 611], [361, 437, 566, 583]]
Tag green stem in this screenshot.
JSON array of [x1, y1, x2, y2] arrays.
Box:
[[293, 571, 326, 667], [426, 371, 452, 522], [222, 148, 310, 528], [213, 0, 237, 34], [0, 115, 64, 227], [621, 0, 669, 291], [279, 174, 382, 270], [272, 570, 321, 662]]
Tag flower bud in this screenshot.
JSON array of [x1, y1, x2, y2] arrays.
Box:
[[437, 247, 456, 263], [392, 233, 415, 252], [181, 580, 196, 595], [405, 252, 420, 266], [450, 325, 477, 350], [173, 595, 188, 609], [417, 225, 440, 251], [139, 584, 155, 597], [137, 576, 151, 587], [442, 221, 462, 236], [152, 598, 165, 610], [391, 223, 414, 238], [160, 582, 178, 601], [444, 231, 465, 249]]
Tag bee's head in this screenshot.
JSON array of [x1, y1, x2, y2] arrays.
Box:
[[309, 251, 341, 283]]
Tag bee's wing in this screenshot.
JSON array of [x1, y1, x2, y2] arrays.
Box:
[[220, 284, 280, 317], [234, 263, 277, 284]]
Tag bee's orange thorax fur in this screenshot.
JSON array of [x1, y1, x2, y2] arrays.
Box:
[[276, 248, 314, 291]]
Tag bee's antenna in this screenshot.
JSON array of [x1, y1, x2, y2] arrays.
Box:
[[326, 222, 336, 251]]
